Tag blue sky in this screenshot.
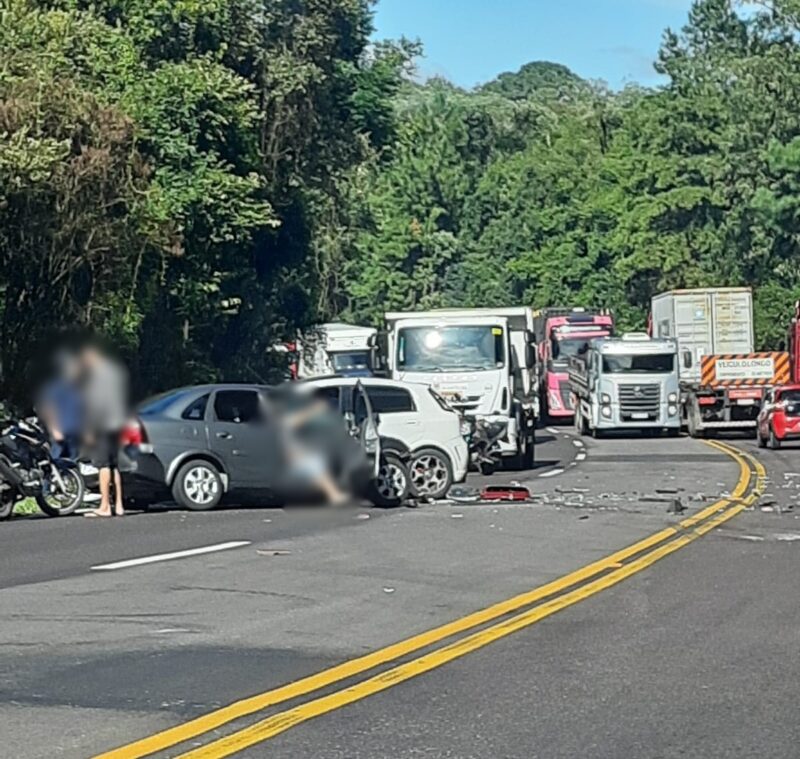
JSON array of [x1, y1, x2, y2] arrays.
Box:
[[372, 0, 695, 90]]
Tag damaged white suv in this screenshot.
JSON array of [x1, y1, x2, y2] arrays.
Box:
[[300, 377, 469, 499]]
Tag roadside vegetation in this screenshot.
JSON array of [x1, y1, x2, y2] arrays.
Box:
[[1, 0, 800, 406]]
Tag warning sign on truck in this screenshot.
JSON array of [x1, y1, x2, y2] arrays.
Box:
[[701, 352, 790, 386]]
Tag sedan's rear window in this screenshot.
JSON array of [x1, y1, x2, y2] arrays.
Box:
[[139, 390, 194, 416]]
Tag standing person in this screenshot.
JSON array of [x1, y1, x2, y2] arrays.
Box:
[[81, 343, 129, 518], [38, 350, 83, 462]]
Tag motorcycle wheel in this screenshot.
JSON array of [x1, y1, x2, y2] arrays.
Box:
[[0, 496, 13, 520], [36, 467, 85, 517]]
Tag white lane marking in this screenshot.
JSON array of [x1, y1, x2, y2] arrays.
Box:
[[572, 440, 584, 448], [539, 468, 564, 478], [576, 453, 587, 461], [91, 541, 251, 571], [546, 427, 559, 435]]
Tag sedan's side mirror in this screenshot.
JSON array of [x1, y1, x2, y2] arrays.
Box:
[[682, 351, 693, 369]]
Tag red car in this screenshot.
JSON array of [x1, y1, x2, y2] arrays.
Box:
[[757, 385, 800, 449]]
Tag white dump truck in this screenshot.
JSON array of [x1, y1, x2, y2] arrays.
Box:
[[295, 323, 378, 379], [569, 333, 681, 436], [650, 288, 790, 437], [383, 308, 537, 468]]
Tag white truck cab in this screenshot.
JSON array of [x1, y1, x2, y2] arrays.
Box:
[[570, 333, 681, 436], [383, 308, 537, 467], [296, 323, 377, 379]]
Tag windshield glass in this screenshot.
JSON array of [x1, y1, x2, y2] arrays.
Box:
[[551, 337, 593, 365], [602, 353, 675, 373], [780, 389, 800, 406], [331, 351, 370, 373], [398, 326, 505, 372]]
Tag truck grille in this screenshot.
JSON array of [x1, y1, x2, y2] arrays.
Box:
[[558, 380, 574, 411], [619, 384, 660, 421], [448, 395, 482, 412]]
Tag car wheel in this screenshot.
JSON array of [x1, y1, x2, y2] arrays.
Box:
[[172, 460, 224, 511], [757, 429, 766, 448], [769, 428, 781, 450], [369, 452, 410, 507], [409, 448, 453, 500]]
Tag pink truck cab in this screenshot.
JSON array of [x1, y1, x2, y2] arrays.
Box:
[[533, 309, 614, 420]]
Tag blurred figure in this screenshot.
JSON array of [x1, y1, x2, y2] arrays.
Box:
[[37, 350, 83, 461], [81, 344, 129, 518], [274, 390, 351, 506]]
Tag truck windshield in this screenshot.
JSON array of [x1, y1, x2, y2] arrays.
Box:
[[551, 338, 592, 366], [602, 354, 675, 373], [398, 326, 505, 372], [331, 352, 370, 373]]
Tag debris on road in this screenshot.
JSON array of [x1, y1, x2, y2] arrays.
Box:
[[667, 499, 686, 514], [451, 513, 464, 519], [448, 486, 481, 503], [256, 549, 291, 556], [383, 587, 396, 593], [356, 513, 370, 520], [480, 485, 531, 502]]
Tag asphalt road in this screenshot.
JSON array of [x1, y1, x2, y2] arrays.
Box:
[[1, 429, 798, 758]]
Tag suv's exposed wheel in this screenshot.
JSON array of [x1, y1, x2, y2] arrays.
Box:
[[172, 461, 223, 511], [369, 452, 410, 507], [410, 449, 453, 499]]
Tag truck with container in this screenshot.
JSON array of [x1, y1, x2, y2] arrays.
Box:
[[650, 288, 791, 437], [383, 308, 537, 469], [533, 307, 614, 421], [294, 323, 378, 380], [569, 333, 681, 436]]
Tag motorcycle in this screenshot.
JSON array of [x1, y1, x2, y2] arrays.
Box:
[[469, 418, 509, 475], [0, 417, 85, 520]]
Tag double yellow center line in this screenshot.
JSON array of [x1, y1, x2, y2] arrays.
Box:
[[98, 440, 763, 759]]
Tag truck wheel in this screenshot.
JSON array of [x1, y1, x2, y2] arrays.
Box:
[[574, 404, 588, 436], [687, 408, 703, 439], [511, 435, 535, 471]]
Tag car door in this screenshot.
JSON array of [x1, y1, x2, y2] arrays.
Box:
[[361, 385, 422, 448], [351, 382, 381, 476], [208, 389, 276, 487]]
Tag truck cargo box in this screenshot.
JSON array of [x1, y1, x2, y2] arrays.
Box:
[[651, 288, 753, 384]]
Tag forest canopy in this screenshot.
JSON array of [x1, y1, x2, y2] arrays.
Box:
[[1, 0, 799, 404]]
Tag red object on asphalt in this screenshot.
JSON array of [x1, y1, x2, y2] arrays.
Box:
[[480, 485, 531, 502]]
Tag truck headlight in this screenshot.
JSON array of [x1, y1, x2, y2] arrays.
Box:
[[601, 393, 612, 405], [601, 405, 612, 419], [668, 392, 678, 404], [668, 404, 678, 416]]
